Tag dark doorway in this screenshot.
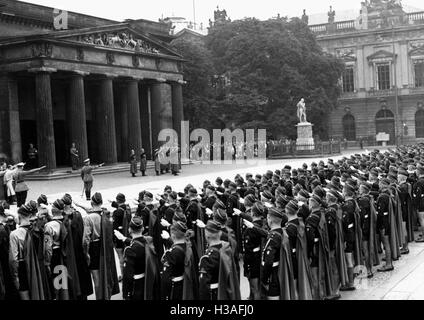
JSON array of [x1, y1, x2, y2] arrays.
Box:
[[375, 109, 395, 145], [86, 120, 98, 163], [20, 120, 37, 163], [54, 120, 69, 167]]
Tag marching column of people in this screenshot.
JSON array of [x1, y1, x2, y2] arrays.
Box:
[[1, 145, 424, 300]]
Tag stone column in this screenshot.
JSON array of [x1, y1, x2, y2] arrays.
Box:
[[33, 68, 57, 170], [139, 83, 152, 159], [172, 82, 184, 141], [0, 74, 22, 163], [126, 79, 143, 156], [96, 76, 117, 164], [67, 71, 89, 166], [117, 84, 129, 161], [150, 81, 173, 150]]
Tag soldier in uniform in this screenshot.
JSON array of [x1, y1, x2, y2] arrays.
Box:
[[340, 184, 357, 291], [80, 159, 104, 201], [260, 207, 285, 300], [376, 180, 395, 272], [122, 216, 146, 300], [413, 164, 424, 242], [161, 222, 188, 300], [70, 142, 79, 171], [112, 193, 132, 278], [140, 148, 147, 176], [199, 220, 222, 300], [398, 168, 413, 249], [129, 149, 137, 177]]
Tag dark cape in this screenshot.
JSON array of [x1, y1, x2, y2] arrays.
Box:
[[29, 227, 51, 300], [335, 207, 349, 287], [217, 241, 241, 300], [23, 227, 46, 300], [70, 209, 93, 297], [182, 241, 199, 300], [98, 209, 120, 300], [367, 198, 380, 267], [353, 201, 364, 267], [388, 196, 401, 260], [278, 229, 297, 300], [144, 236, 161, 300], [295, 220, 314, 300], [317, 210, 338, 299]]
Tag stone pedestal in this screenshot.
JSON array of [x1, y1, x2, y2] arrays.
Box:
[[296, 122, 314, 151]]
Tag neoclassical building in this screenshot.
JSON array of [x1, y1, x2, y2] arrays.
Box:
[[0, 0, 185, 169], [307, 1, 424, 145]]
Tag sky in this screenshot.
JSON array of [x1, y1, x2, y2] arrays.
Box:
[[21, 0, 424, 27]]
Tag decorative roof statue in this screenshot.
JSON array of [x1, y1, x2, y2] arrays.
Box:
[[328, 6, 336, 24], [301, 9, 309, 24]]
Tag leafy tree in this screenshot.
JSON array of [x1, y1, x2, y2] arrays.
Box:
[[170, 36, 222, 131], [205, 17, 344, 139]]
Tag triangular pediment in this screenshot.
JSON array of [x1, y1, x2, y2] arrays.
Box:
[[50, 23, 181, 58], [410, 47, 424, 57], [367, 49, 395, 61]]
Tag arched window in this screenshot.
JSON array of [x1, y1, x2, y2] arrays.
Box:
[[416, 109, 424, 138], [342, 114, 356, 141]]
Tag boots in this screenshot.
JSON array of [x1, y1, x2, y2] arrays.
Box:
[[378, 235, 394, 272], [85, 190, 91, 201], [340, 267, 356, 291]]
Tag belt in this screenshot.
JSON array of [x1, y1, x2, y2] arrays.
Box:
[[210, 283, 219, 289], [364, 215, 369, 219], [53, 245, 60, 250], [383, 212, 389, 216], [172, 276, 184, 282], [91, 239, 100, 243], [133, 273, 145, 280], [348, 223, 354, 229], [272, 261, 279, 267], [252, 247, 260, 253], [292, 248, 296, 253], [314, 238, 319, 243]]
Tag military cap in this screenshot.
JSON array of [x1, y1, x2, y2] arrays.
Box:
[[245, 173, 253, 179], [229, 182, 237, 189], [244, 194, 256, 207], [252, 202, 265, 217], [326, 190, 338, 202], [213, 199, 226, 210], [171, 221, 188, 235], [310, 194, 322, 205], [359, 184, 370, 194], [276, 195, 289, 207], [168, 191, 178, 200], [343, 184, 356, 195], [173, 207, 187, 223], [53, 199, 65, 211], [298, 189, 310, 199], [129, 216, 143, 230], [261, 190, 274, 201], [285, 200, 299, 215], [164, 185, 173, 193], [313, 186, 326, 199], [18, 201, 38, 217], [116, 193, 126, 203], [143, 191, 153, 201], [205, 220, 222, 234], [206, 185, 216, 192], [91, 192, 103, 205], [62, 193, 72, 206], [213, 208, 228, 225], [268, 207, 284, 220], [215, 177, 223, 185], [37, 194, 48, 206]]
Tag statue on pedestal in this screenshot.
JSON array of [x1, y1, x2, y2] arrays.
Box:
[[297, 98, 307, 123]]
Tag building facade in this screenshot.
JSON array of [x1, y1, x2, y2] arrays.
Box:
[[308, 1, 424, 145], [0, 0, 185, 169]]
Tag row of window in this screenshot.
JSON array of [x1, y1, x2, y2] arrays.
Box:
[[341, 60, 424, 92], [342, 109, 424, 140]]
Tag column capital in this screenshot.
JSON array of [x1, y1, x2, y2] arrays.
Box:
[[71, 70, 90, 77], [28, 67, 57, 73], [176, 79, 187, 85]]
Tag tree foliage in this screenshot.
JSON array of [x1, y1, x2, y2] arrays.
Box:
[[205, 17, 344, 139]]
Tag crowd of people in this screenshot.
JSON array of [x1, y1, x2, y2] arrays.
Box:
[[0, 144, 423, 300]]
